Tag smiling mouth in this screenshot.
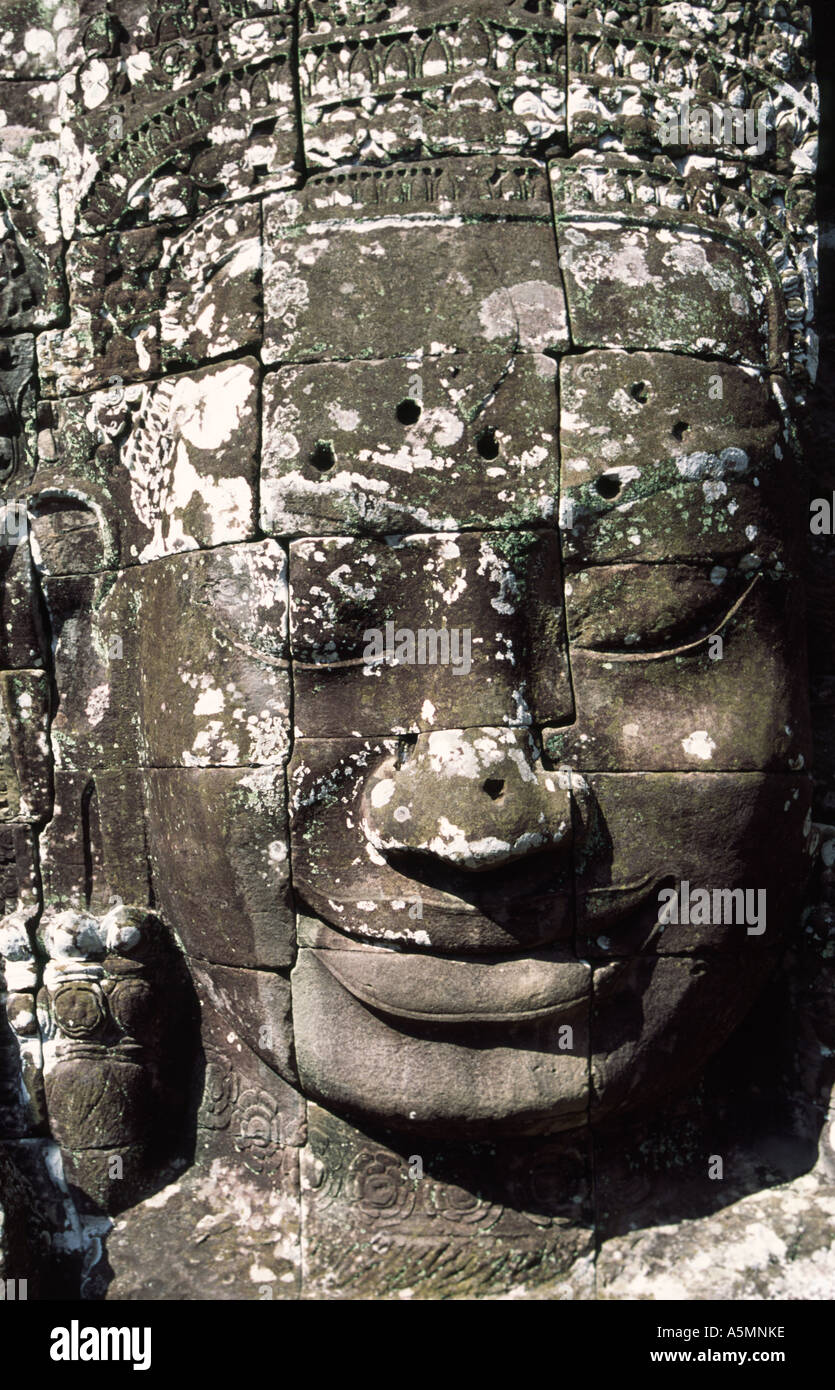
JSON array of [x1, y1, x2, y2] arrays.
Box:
[[299, 870, 664, 1025], [310, 943, 630, 1025]]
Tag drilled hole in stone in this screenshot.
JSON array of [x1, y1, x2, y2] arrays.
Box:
[[396, 398, 422, 426], [630, 381, 649, 403], [672, 420, 690, 441], [595, 474, 621, 499], [310, 441, 336, 473], [476, 427, 500, 460], [483, 778, 505, 800], [395, 733, 418, 770]]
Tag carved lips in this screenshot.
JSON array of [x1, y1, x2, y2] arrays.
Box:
[[312, 946, 592, 1025]]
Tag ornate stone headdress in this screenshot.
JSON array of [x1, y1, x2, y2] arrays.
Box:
[[54, 0, 816, 393]]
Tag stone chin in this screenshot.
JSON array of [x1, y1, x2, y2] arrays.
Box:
[[290, 947, 590, 1137]]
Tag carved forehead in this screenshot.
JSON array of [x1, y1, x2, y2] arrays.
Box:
[[262, 159, 782, 368], [29, 166, 792, 563]]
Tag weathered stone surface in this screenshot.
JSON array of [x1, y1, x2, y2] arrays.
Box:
[[70, 25, 298, 235], [190, 959, 295, 1086], [28, 498, 112, 576], [591, 946, 835, 1297], [558, 353, 803, 567], [39, 768, 150, 912], [36, 224, 167, 396], [0, 0, 826, 1305], [194, 972, 305, 1163], [299, 3, 566, 169], [0, 668, 51, 821], [37, 905, 198, 1212], [0, 0, 84, 79], [556, 218, 785, 368], [549, 576, 811, 772], [104, 1157, 302, 1299], [135, 541, 290, 767], [262, 157, 567, 365], [300, 1101, 594, 1300], [0, 534, 46, 669], [261, 353, 559, 535], [0, 336, 37, 487], [289, 531, 572, 736], [145, 766, 293, 968], [0, 92, 66, 334], [38, 772, 98, 910], [566, 1, 816, 178], [38, 201, 262, 396], [158, 199, 262, 370], [34, 358, 261, 564], [596, 1173, 835, 1299], [0, 825, 38, 917], [0, 1142, 58, 1297], [591, 951, 787, 1124], [293, 948, 589, 1137], [0, 900, 44, 1138], [40, 570, 144, 771]]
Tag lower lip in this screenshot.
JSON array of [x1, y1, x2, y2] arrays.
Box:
[[312, 945, 623, 1024]]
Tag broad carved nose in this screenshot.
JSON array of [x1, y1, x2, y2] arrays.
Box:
[[361, 728, 572, 872]]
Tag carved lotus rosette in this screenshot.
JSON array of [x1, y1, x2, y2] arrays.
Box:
[[197, 1049, 240, 1130], [232, 1088, 286, 1176], [347, 1149, 419, 1225]]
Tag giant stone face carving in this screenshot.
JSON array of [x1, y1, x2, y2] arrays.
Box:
[[0, 0, 829, 1301]]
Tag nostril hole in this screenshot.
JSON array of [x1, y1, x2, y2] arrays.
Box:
[[672, 420, 690, 441], [396, 398, 421, 426], [476, 427, 500, 460], [630, 381, 649, 403], [310, 440, 336, 473], [595, 473, 621, 499], [483, 778, 505, 800]]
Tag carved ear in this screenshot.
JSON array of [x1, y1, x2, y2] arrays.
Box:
[[27, 493, 115, 579], [0, 500, 51, 835], [24, 494, 148, 915]]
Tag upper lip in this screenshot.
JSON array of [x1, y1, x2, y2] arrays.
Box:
[[295, 865, 666, 956]]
